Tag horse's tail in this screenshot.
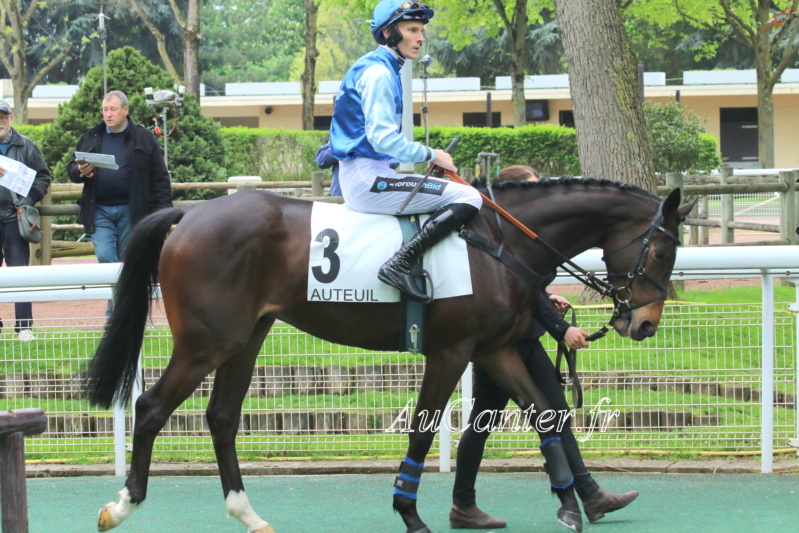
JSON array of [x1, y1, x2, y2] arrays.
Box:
[[83, 207, 187, 409]]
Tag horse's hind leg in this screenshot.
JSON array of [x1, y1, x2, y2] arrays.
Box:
[[206, 317, 276, 533], [98, 343, 240, 531]]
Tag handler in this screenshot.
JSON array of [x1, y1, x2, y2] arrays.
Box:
[[449, 166, 639, 530], [329, 0, 482, 303]]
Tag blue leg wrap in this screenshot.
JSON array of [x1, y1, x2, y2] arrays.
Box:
[[393, 456, 424, 500], [540, 437, 574, 489]]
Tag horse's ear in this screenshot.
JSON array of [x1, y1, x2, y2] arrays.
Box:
[[662, 188, 696, 223]]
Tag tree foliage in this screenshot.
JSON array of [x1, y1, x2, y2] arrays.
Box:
[[0, 0, 97, 123], [201, 0, 305, 94], [40, 46, 226, 200]]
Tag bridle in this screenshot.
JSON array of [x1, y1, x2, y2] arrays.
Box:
[[600, 198, 681, 320], [480, 187, 679, 338]]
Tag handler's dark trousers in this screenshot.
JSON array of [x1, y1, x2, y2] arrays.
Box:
[[453, 338, 600, 507], [0, 219, 33, 331]]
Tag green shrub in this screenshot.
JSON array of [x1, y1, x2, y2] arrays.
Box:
[[644, 101, 721, 173]]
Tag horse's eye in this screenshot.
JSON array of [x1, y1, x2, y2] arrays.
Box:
[[655, 251, 666, 261]]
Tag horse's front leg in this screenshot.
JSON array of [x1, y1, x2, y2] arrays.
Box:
[[394, 345, 472, 533]]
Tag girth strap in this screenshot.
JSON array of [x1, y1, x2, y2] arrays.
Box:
[[458, 228, 545, 285]]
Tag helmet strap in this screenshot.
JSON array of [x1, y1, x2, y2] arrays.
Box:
[[385, 24, 405, 56]]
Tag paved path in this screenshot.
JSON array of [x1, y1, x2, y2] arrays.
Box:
[[28, 465, 799, 532]]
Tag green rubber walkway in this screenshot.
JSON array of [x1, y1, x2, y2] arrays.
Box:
[[28, 472, 798, 533]]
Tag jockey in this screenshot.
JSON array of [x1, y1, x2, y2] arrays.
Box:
[[329, 0, 483, 303]]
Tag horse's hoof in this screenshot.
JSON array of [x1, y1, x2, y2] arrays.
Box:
[[252, 526, 276, 533], [557, 509, 582, 532], [408, 528, 432, 533], [97, 503, 119, 532]]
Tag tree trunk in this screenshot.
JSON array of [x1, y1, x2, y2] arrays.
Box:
[[501, 0, 529, 126], [183, 0, 202, 101], [554, 0, 655, 192], [301, 0, 320, 131], [131, 0, 183, 83], [752, 7, 775, 169]]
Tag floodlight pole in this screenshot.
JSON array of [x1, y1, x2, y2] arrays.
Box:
[[99, 7, 110, 95]]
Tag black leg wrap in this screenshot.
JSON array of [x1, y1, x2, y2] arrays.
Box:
[[541, 437, 574, 489]]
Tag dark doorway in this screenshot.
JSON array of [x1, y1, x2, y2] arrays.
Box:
[[719, 108, 758, 167]]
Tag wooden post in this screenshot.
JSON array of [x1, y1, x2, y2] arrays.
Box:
[[699, 196, 709, 245], [666, 172, 685, 292], [720, 167, 734, 244], [29, 190, 53, 266], [779, 170, 796, 245], [311, 172, 324, 197], [0, 408, 47, 533], [236, 183, 256, 193]]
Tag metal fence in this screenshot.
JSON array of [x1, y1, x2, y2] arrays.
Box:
[[4, 300, 795, 460]]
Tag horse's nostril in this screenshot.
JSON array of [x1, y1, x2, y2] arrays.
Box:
[[639, 320, 655, 337]]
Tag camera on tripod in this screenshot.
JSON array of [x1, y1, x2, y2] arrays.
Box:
[[144, 86, 184, 107]]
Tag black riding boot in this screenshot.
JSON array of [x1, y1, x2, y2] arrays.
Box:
[[378, 203, 478, 303]]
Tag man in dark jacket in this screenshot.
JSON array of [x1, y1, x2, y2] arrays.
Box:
[[66, 90, 172, 316], [0, 99, 52, 341]]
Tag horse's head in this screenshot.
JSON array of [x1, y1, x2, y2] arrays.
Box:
[[602, 188, 695, 341]]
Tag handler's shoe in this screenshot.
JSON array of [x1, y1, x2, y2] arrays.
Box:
[[449, 504, 507, 529], [581, 488, 639, 523]]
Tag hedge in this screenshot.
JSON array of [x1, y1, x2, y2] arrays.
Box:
[[13, 123, 721, 183]]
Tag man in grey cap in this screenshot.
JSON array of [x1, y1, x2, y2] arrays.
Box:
[[0, 99, 52, 341]]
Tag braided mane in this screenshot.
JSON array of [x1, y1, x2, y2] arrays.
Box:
[[472, 176, 659, 202]]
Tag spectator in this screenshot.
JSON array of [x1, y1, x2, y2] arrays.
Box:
[[0, 100, 52, 341], [67, 90, 173, 317]]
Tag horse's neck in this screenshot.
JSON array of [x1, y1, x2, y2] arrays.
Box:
[[494, 186, 653, 274]]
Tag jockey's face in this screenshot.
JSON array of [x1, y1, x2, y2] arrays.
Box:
[[390, 20, 426, 60]]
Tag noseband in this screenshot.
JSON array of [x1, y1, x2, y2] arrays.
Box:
[[601, 199, 681, 319]]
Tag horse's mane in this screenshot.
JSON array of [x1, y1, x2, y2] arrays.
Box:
[[472, 176, 659, 202]]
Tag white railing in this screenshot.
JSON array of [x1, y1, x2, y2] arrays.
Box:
[[1, 247, 798, 474]]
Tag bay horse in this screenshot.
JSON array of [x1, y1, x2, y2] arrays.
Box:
[[83, 177, 691, 533]]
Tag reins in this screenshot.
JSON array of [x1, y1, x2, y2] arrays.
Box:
[[446, 170, 676, 339]]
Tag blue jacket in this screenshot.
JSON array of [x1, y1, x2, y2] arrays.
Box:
[[329, 46, 433, 164]]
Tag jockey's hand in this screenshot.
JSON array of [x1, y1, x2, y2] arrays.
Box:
[[431, 149, 457, 173], [549, 294, 571, 315], [563, 326, 589, 350]]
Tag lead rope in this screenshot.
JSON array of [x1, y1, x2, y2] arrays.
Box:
[[555, 306, 609, 409]]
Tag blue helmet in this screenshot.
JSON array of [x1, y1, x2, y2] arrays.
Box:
[[371, 1, 434, 43]]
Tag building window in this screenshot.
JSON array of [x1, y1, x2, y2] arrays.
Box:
[[525, 100, 549, 121], [462, 112, 501, 127], [559, 111, 575, 129]]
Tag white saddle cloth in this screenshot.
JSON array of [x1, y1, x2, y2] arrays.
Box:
[[307, 202, 473, 303]]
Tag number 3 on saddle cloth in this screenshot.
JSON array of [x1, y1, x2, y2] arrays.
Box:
[[307, 202, 473, 353]]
